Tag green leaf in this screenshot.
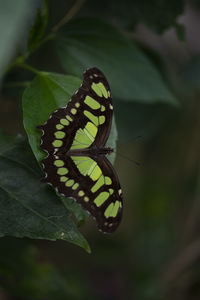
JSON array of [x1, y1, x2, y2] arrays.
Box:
[[55, 18, 178, 106], [61, 197, 89, 227], [0, 132, 90, 253], [27, 0, 49, 52], [0, 0, 35, 73]]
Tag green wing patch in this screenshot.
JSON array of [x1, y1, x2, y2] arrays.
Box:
[[37, 67, 123, 233]]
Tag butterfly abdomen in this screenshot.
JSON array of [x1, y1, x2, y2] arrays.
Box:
[[67, 147, 113, 157]]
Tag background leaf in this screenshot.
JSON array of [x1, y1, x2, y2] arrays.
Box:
[[0, 132, 90, 252], [55, 18, 178, 106], [27, 0, 49, 52], [82, 0, 185, 34], [0, 0, 36, 73]]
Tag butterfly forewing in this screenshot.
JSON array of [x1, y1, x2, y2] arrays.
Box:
[[38, 67, 123, 233], [81, 67, 113, 147]]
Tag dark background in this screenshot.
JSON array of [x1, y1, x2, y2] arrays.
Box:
[[1, 1, 200, 299]]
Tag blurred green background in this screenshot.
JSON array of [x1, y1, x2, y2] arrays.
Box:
[[1, 0, 200, 299]]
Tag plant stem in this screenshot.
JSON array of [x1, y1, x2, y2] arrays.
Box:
[[4, 55, 25, 74], [17, 62, 40, 75], [4, 81, 31, 88], [3, 0, 85, 77], [51, 0, 86, 32], [3, 34, 54, 77]]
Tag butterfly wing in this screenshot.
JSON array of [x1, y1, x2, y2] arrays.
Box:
[[38, 67, 122, 233], [82, 68, 113, 147], [38, 68, 113, 154], [42, 153, 123, 233]]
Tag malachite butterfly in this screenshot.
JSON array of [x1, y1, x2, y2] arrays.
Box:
[[37, 68, 123, 233]]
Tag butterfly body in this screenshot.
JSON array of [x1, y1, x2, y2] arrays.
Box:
[[67, 146, 114, 157], [38, 68, 123, 233]]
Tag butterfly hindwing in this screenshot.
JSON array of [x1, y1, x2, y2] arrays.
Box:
[[42, 153, 122, 233], [38, 68, 123, 233]]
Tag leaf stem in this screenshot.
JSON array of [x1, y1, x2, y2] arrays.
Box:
[[3, 81, 31, 88], [51, 0, 86, 32], [4, 55, 25, 74], [16, 62, 40, 75]]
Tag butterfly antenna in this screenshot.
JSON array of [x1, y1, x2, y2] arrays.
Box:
[[112, 135, 142, 166], [114, 150, 141, 166], [121, 135, 143, 145]]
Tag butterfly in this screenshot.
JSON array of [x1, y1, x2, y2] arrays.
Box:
[[37, 68, 123, 233]]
